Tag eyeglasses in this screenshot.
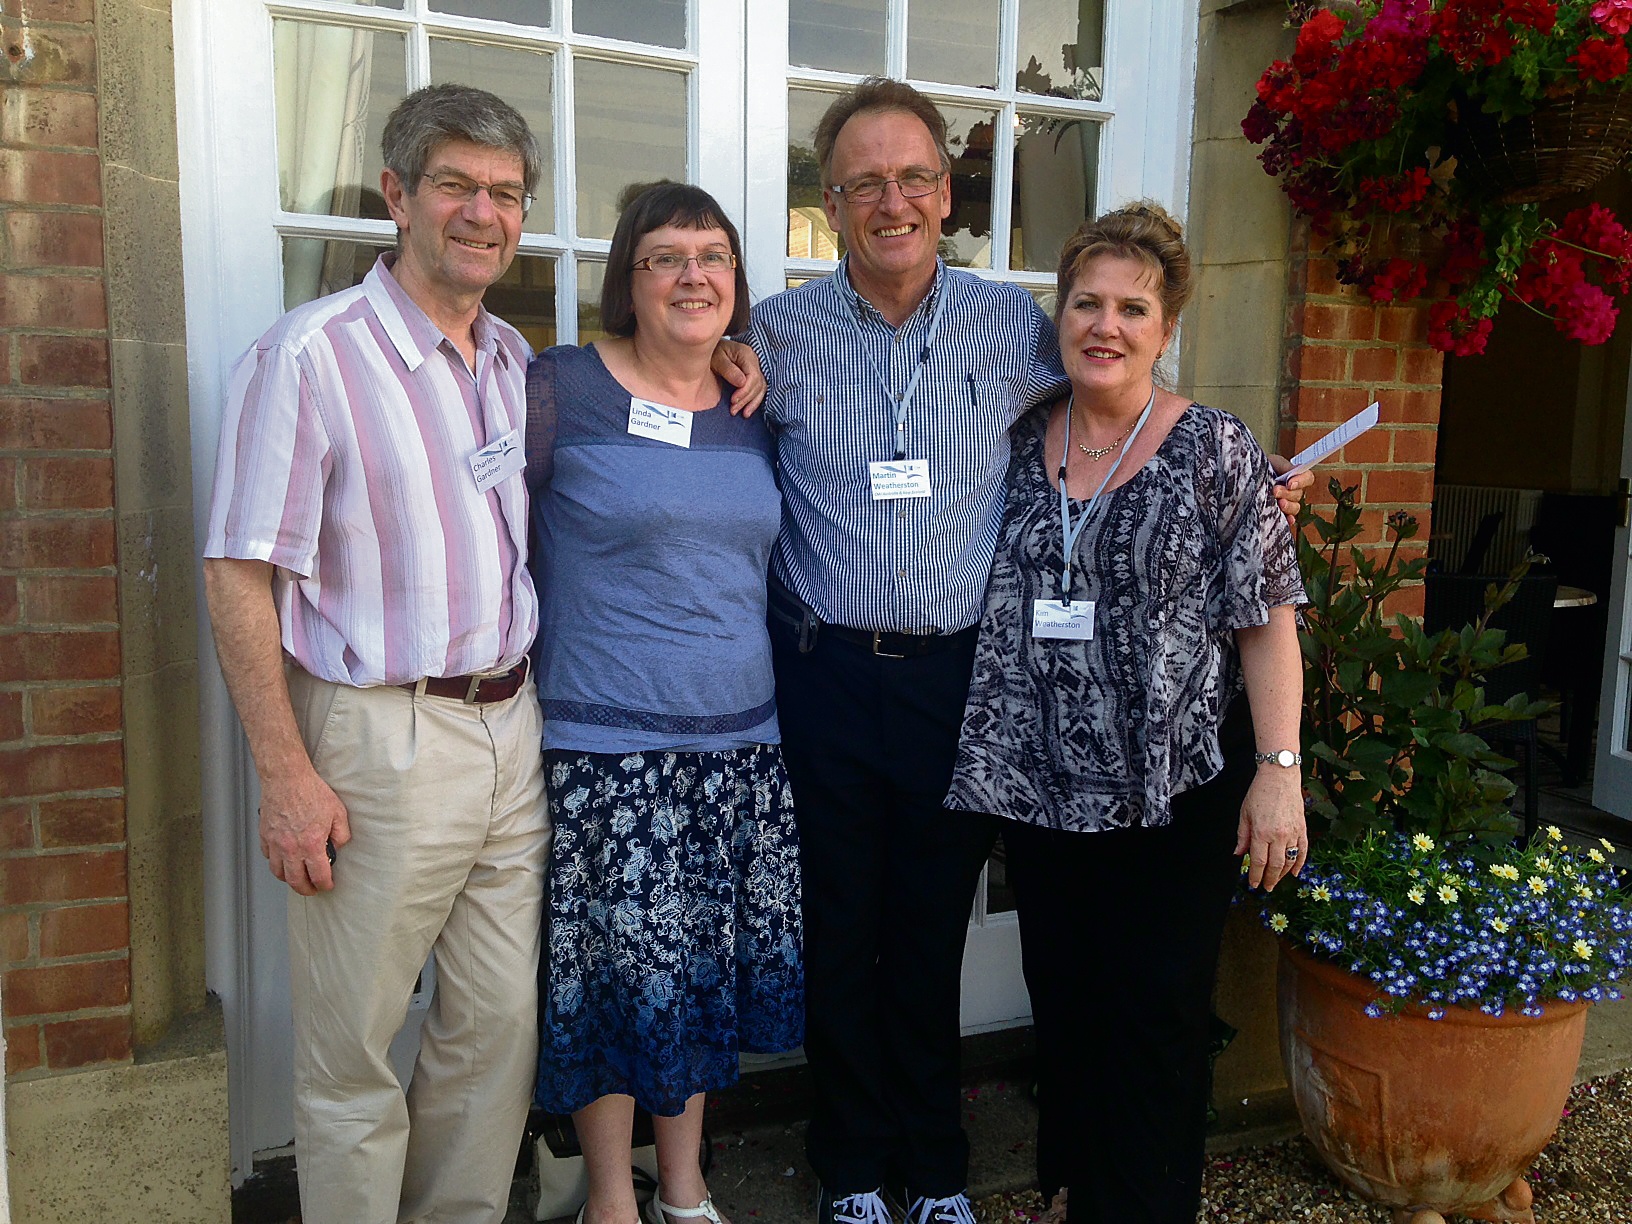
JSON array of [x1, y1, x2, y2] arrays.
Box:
[[419, 172, 533, 218], [632, 251, 739, 274], [830, 170, 944, 204]]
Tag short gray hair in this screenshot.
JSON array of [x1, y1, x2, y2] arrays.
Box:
[[381, 83, 542, 197]]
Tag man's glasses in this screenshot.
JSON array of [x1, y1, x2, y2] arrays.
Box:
[[830, 170, 944, 204], [420, 172, 533, 218], [632, 251, 739, 274]]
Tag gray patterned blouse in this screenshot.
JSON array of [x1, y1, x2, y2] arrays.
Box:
[[945, 402, 1305, 833]]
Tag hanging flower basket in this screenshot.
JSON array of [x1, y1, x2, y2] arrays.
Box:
[[1456, 83, 1632, 204]]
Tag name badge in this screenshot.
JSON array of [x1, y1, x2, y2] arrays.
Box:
[[628, 397, 694, 448], [469, 428, 524, 494], [1032, 598, 1094, 641], [869, 459, 932, 500]]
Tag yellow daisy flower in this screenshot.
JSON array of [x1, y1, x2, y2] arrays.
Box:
[[1408, 886, 1427, 905], [1546, 825, 1563, 842], [1528, 876, 1548, 895], [1269, 913, 1289, 933], [1574, 939, 1594, 960], [1413, 833, 1435, 852]]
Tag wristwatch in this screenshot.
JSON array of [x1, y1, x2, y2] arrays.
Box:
[[1254, 749, 1302, 768]]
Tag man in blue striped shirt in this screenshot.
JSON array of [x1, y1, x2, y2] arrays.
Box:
[[752, 78, 1063, 1224]]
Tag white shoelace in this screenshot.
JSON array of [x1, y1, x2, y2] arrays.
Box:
[[907, 1194, 976, 1224], [829, 1190, 894, 1224]]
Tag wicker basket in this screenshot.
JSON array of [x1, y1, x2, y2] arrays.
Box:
[[1456, 87, 1632, 205]]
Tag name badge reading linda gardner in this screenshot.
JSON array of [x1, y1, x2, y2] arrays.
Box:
[[627, 397, 694, 448], [468, 428, 524, 494], [868, 459, 932, 500], [1032, 598, 1094, 641]]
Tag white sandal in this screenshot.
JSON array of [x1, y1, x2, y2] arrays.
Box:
[[642, 1192, 726, 1224]]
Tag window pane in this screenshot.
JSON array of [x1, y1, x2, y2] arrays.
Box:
[[577, 259, 608, 345], [787, 87, 840, 260], [273, 21, 407, 219], [430, 0, 550, 24], [486, 253, 561, 351], [1017, 0, 1105, 101], [790, 0, 885, 74], [429, 38, 556, 234], [943, 104, 997, 269], [985, 844, 1015, 916], [575, 59, 688, 241], [574, 0, 687, 48], [281, 238, 390, 311], [1011, 113, 1099, 272], [908, 0, 997, 88]]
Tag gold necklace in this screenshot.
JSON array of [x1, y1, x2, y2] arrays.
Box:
[[1074, 405, 1139, 461]]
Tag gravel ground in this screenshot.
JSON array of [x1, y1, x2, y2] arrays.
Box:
[[972, 1072, 1632, 1223]]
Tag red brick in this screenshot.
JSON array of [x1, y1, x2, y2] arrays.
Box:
[[0, 739, 123, 797], [0, 457, 16, 510], [1378, 306, 1428, 344], [1333, 425, 1392, 465], [1296, 343, 1348, 382], [5, 1022, 41, 1074], [38, 796, 122, 848], [0, 515, 115, 569], [1288, 384, 1372, 424], [39, 901, 127, 957], [2, 26, 97, 90], [0, 398, 112, 450], [0, 273, 107, 329], [1, 86, 97, 149], [22, 455, 113, 510], [4, 212, 104, 268], [0, 148, 101, 206], [1376, 388, 1443, 425], [17, 335, 109, 387], [1352, 345, 1401, 384], [1381, 585, 1426, 621], [1402, 345, 1445, 386], [1, 850, 125, 904], [0, 688, 21, 742], [1390, 428, 1440, 464], [1303, 303, 1377, 342], [4, 957, 129, 1015], [0, 577, 17, 625], [20, 575, 118, 625], [0, 800, 33, 851], [0, 910, 30, 963], [43, 1014, 131, 1069], [1305, 257, 1342, 295], [30, 683, 119, 735], [0, 631, 120, 681], [1365, 467, 1436, 506]]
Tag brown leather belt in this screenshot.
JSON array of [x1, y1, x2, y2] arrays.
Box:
[[399, 658, 529, 704]]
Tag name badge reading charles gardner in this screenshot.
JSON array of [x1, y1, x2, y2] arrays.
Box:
[[868, 459, 932, 500], [469, 428, 524, 494], [1032, 598, 1094, 641]]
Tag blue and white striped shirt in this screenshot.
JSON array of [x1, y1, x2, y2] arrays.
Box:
[[750, 260, 1066, 634]]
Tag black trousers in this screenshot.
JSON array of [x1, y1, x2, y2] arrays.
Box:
[[770, 617, 995, 1198], [1005, 697, 1254, 1224]]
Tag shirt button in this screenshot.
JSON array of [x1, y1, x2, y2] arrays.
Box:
[[897, 566, 908, 577]]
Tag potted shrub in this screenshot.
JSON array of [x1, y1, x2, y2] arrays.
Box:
[[1261, 483, 1632, 1224], [1244, 0, 1632, 354]]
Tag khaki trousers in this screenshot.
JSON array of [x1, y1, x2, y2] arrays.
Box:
[[285, 668, 549, 1224]]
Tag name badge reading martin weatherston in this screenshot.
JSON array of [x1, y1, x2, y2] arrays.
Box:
[[1032, 598, 1094, 641], [868, 459, 932, 500]]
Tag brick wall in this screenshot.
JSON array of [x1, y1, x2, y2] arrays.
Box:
[[1280, 232, 1445, 619], [1, 0, 134, 1076]]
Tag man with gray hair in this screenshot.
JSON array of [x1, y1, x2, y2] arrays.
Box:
[[203, 84, 548, 1223]]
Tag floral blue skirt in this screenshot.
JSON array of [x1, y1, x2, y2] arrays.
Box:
[[535, 744, 805, 1117]]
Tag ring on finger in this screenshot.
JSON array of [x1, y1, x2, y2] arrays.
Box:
[[1285, 846, 1301, 860]]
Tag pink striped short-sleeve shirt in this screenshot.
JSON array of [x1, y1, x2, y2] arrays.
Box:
[[204, 255, 538, 687]]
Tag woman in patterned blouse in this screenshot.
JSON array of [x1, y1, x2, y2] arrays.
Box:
[[946, 202, 1307, 1224]]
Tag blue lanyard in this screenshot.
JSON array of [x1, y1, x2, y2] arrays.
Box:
[[1056, 389, 1155, 605], [850, 282, 952, 460]]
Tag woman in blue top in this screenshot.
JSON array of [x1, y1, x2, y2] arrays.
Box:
[[527, 182, 802, 1224]]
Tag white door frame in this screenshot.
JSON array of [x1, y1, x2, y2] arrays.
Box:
[[1593, 363, 1632, 817]]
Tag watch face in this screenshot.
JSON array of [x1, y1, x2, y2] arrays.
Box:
[[1277, 749, 1298, 768]]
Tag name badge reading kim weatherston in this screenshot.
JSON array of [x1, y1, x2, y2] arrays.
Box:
[[868, 459, 932, 500], [627, 397, 694, 448], [1032, 598, 1094, 641], [469, 428, 524, 494]]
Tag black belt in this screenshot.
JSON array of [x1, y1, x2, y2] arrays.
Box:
[[400, 658, 529, 703], [767, 582, 975, 659]]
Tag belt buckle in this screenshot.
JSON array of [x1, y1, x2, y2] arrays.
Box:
[[872, 630, 907, 660], [463, 673, 486, 703]]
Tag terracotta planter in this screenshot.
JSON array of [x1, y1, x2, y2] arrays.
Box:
[[1277, 943, 1588, 1224]]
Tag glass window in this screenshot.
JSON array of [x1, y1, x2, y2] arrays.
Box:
[[282, 237, 391, 311], [577, 259, 609, 345], [908, 0, 997, 88], [428, 0, 549, 24], [1011, 112, 1099, 272], [429, 37, 556, 234], [787, 87, 840, 260], [574, 58, 689, 241], [486, 253, 561, 351], [273, 20, 407, 220], [574, 0, 687, 49], [789, 0, 885, 74], [943, 104, 997, 269], [1017, 0, 1105, 100]]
